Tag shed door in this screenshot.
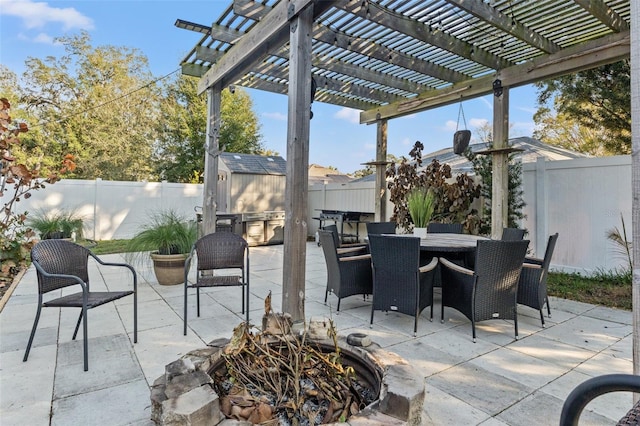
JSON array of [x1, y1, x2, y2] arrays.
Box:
[[217, 171, 228, 212]]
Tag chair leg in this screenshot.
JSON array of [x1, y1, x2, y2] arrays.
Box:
[[369, 306, 375, 328], [196, 287, 201, 317], [133, 290, 138, 343], [72, 309, 84, 340], [324, 288, 328, 304], [82, 304, 88, 371], [336, 297, 341, 312], [241, 285, 245, 314], [546, 296, 552, 317], [440, 303, 445, 324], [514, 315, 519, 341], [184, 283, 188, 336], [23, 300, 43, 362], [539, 309, 546, 327], [471, 318, 476, 343]]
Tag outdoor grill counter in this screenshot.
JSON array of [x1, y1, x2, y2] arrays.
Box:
[[241, 211, 285, 246]]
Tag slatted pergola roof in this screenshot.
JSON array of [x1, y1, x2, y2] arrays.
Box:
[[176, 0, 631, 123]]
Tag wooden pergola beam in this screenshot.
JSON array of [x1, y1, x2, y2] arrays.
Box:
[[234, 0, 470, 85], [360, 30, 630, 123], [336, 0, 513, 70], [196, 0, 334, 94], [574, 0, 630, 32], [444, 0, 561, 53]]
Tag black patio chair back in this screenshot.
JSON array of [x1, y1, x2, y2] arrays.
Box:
[[501, 227, 526, 241], [427, 222, 463, 234], [517, 233, 559, 326], [183, 232, 249, 335], [25, 239, 137, 371], [366, 221, 396, 235], [368, 234, 438, 335], [318, 229, 372, 311], [440, 239, 529, 341]]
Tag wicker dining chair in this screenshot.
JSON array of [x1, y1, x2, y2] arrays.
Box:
[[25, 239, 137, 371], [560, 374, 640, 426], [501, 227, 526, 241], [440, 239, 529, 341], [427, 222, 463, 234], [365, 221, 397, 235], [517, 233, 559, 327], [318, 229, 372, 312], [183, 232, 249, 335], [368, 234, 438, 335]]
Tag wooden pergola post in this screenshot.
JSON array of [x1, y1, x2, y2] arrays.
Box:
[[491, 82, 510, 239], [631, 0, 639, 376], [202, 86, 222, 235], [282, 4, 313, 322], [375, 119, 388, 222]]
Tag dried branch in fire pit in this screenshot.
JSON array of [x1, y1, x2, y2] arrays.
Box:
[[211, 298, 375, 425]]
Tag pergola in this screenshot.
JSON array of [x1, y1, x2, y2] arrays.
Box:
[[177, 0, 638, 369]]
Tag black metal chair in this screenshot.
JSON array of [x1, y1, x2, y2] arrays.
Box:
[[318, 229, 372, 311], [365, 221, 396, 235], [560, 374, 640, 426], [368, 234, 438, 335], [25, 239, 137, 371], [323, 224, 368, 255], [427, 222, 463, 234], [518, 233, 559, 327], [184, 232, 249, 335], [501, 227, 526, 240], [440, 239, 529, 342]]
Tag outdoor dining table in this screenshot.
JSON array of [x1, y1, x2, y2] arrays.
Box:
[[392, 232, 489, 269]]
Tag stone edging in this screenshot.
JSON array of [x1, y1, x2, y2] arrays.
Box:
[[150, 332, 425, 426]]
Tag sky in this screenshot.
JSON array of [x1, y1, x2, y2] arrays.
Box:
[[0, 0, 541, 174]]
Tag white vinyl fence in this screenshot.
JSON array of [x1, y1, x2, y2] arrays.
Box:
[[2, 156, 632, 274]]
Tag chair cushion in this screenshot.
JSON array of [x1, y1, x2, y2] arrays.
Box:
[[43, 291, 134, 308]]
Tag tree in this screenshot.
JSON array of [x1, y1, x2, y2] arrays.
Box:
[[534, 60, 631, 155], [154, 75, 263, 183], [19, 32, 161, 180]]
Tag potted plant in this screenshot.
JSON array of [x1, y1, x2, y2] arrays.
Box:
[[28, 210, 84, 240], [406, 187, 435, 238], [126, 210, 197, 285]]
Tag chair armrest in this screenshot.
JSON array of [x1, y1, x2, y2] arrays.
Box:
[[341, 242, 368, 248], [524, 256, 544, 265], [337, 246, 368, 255], [439, 257, 474, 276], [419, 257, 438, 273], [522, 262, 542, 270], [339, 253, 371, 262], [89, 253, 138, 289], [32, 260, 88, 291]]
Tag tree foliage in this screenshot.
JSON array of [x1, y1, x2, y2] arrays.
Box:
[[17, 32, 161, 180], [154, 75, 263, 183], [533, 60, 631, 155]]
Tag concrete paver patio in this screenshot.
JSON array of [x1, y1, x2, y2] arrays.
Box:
[[0, 242, 633, 425]]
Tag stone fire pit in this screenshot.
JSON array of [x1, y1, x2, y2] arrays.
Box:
[[150, 318, 425, 425]]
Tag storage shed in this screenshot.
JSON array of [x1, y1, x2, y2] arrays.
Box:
[[216, 152, 287, 246]]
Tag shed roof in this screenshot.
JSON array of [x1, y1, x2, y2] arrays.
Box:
[[177, 0, 630, 122], [220, 152, 287, 175]]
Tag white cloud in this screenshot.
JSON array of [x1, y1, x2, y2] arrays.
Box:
[[334, 107, 360, 124], [469, 117, 489, 128], [0, 0, 94, 31], [401, 137, 412, 146], [32, 32, 56, 44], [443, 120, 458, 132], [262, 111, 287, 121]]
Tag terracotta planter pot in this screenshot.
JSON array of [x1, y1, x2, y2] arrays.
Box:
[[150, 252, 187, 285]]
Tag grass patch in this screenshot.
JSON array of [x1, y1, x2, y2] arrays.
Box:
[[548, 271, 631, 311], [87, 239, 134, 255]]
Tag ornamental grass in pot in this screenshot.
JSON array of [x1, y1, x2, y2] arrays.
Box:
[[406, 187, 436, 238], [126, 210, 197, 285]]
